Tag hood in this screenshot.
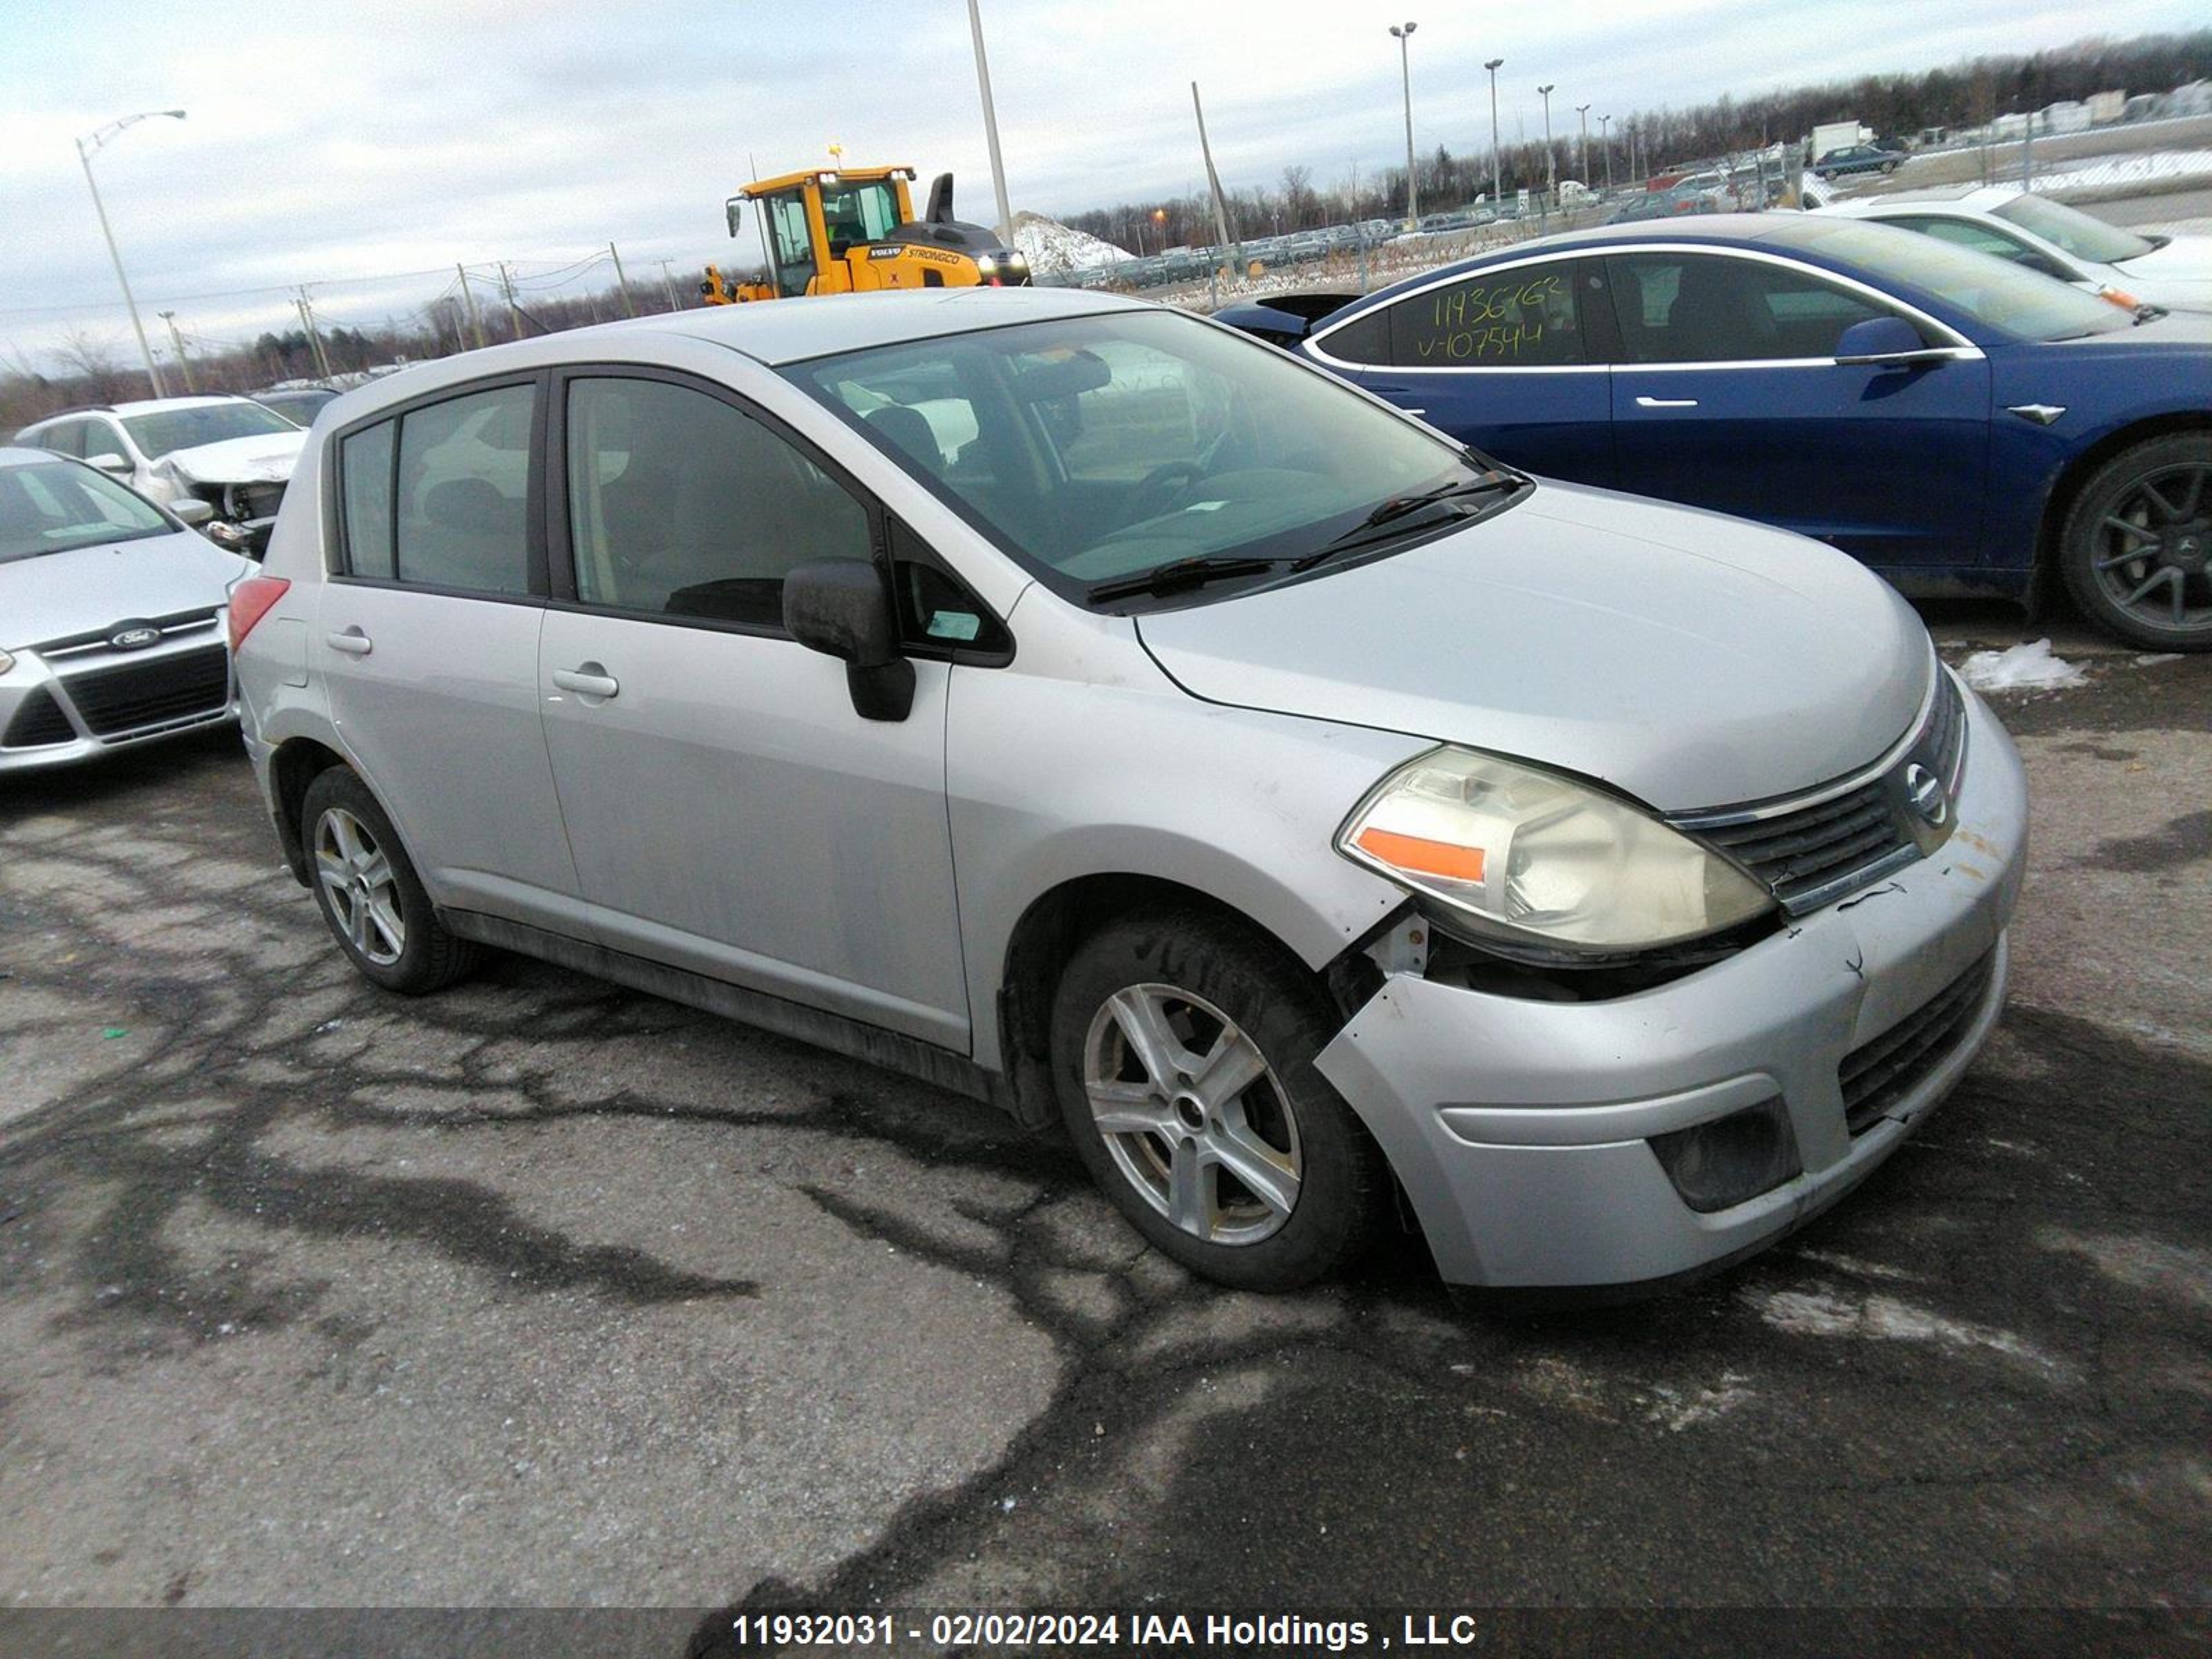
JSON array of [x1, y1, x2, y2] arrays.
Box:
[[1, 530, 254, 650], [156, 429, 307, 485], [2115, 232, 2212, 285], [1134, 481, 1933, 814]]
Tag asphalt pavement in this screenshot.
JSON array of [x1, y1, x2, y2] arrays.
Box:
[[0, 610, 2206, 1655]]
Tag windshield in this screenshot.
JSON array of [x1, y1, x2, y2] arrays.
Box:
[[1774, 216, 2131, 339], [0, 459, 173, 563], [1991, 194, 2157, 265], [783, 310, 1500, 604], [122, 401, 297, 458], [254, 391, 335, 424]]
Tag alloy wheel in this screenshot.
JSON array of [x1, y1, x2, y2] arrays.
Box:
[[1082, 984, 1302, 1246], [315, 806, 405, 966], [2090, 462, 2212, 636]]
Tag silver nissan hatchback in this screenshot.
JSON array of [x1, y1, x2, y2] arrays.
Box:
[[232, 287, 2027, 1298]]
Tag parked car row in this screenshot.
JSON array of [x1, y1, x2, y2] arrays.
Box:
[[19, 203, 2192, 1306], [1820, 187, 2212, 315], [0, 446, 255, 773], [10, 382, 346, 558]]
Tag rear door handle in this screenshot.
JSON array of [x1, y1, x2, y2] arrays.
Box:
[[552, 664, 619, 699], [1634, 396, 1700, 409], [325, 628, 373, 656]]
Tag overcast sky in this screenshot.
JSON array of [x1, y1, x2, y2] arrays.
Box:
[[1, 0, 2201, 373]]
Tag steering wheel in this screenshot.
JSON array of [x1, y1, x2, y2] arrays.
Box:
[[1126, 460, 1209, 523]]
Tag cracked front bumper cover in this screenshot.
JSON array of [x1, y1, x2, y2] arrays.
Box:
[[1315, 687, 2029, 1293]]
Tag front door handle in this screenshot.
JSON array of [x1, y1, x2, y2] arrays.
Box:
[[1634, 396, 1700, 409], [325, 628, 373, 656], [552, 664, 619, 699]]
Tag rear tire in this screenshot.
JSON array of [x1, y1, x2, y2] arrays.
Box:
[[1049, 908, 1385, 1291], [301, 768, 477, 994], [2056, 432, 2212, 651]]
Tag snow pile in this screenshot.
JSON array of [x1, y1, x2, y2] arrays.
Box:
[[1957, 638, 2088, 693], [1011, 212, 1132, 275]]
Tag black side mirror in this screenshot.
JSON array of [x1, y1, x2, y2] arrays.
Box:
[[1834, 315, 1951, 368], [784, 560, 915, 722]]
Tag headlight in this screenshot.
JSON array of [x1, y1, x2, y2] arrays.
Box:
[[1338, 747, 1772, 953], [0, 648, 14, 676]]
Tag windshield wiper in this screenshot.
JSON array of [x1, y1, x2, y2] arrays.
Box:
[[1087, 554, 1282, 604], [1291, 470, 1525, 570]]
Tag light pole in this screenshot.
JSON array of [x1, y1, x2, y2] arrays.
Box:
[[1389, 23, 1418, 230], [1537, 84, 1555, 230], [965, 0, 1016, 244], [1575, 104, 1591, 194], [1152, 206, 1167, 252], [1600, 114, 1613, 193], [1484, 58, 1504, 207], [75, 109, 185, 400]]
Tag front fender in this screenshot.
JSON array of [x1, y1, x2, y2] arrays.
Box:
[[946, 615, 1427, 1071]]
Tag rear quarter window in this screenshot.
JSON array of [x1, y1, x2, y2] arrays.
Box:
[[338, 420, 396, 578]]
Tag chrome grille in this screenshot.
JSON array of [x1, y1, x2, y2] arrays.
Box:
[[1671, 670, 1968, 915], [57, 646, 231, 737], [1840, 950, 1996, 1134], [32, 606, 223, 659], [1691, 779, 1907, 909]]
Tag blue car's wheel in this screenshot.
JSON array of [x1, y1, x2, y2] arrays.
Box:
[[2060, 434, 2212, 651]]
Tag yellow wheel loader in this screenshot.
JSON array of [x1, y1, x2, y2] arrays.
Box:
[[700, 167, 1031, 303]]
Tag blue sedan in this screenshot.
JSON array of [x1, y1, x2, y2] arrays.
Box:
[[1218, 214, 2212, 649]]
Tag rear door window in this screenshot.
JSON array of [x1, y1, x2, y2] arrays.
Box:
[[392, 384, 536, 594], [1317, 261, 1588, 368], [1389, 263, 1587, 366]]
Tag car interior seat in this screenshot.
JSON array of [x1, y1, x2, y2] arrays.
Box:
[[408, 477, 523, 588], [1662, 261, 1781, 360], [863, 405, 944, 473]]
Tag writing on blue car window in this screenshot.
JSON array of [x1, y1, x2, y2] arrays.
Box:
[[1390, 266, 1585, 366]]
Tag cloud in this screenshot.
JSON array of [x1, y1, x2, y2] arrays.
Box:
[[0, 0, 2201, 365]]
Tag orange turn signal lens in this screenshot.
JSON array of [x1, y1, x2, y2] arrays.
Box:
[[2099, 286, 2142, 312], [1354, 827, 1485, 883]]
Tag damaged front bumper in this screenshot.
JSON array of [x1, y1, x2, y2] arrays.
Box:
[[1315, 686, 2028, 1295]]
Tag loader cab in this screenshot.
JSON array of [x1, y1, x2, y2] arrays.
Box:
[[740, 167, 920, 298]]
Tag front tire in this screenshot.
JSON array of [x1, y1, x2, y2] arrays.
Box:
[[1049, 909, 1385, 1291], [301, 768, 477, 994], [2057, 433, 2212, 650]]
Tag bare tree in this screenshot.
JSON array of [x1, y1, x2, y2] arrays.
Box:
[[54, 327, 135, 404]]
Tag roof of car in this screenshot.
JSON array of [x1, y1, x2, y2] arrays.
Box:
[[630, 283, 1148, 365], [25, 395, 263, 426], [1325, 212, 1946, 315], [1389, 212, 1857, 258], [1821, 187, 2021, 218], [106, 394, 261, 414], [0, 444, 79, 466], [311, 286, 1159, 421]]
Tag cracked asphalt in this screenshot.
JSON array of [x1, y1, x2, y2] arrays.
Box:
[[0, 612, 2206, 1650]]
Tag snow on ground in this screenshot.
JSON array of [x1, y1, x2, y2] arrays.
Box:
[[1011, 212, 1131, 276], [2030, 148, 2212, 196], [1958, 638, 2090, 692]]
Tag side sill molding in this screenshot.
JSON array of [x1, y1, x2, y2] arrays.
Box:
[[442, 909, 1015, 1118]]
